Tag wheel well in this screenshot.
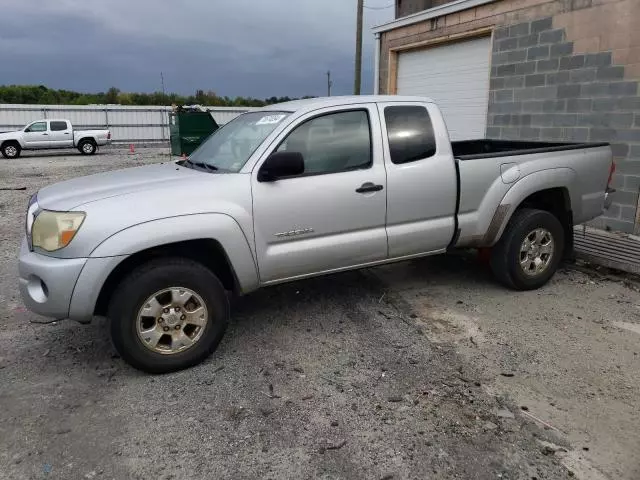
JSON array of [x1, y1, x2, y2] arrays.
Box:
[[78, 137, 96, 145], [94, 239, 237, 316], [516, 187, 574, 257], [1, 140, 20, 149]]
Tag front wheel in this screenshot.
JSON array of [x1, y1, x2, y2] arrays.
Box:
[[1, 142, 21, 159], [108, 258, 229, 373], [78, 139, 97, 155], [490, 208, 564, 291]]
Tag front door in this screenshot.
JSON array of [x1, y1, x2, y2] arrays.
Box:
[[48, 120, 74, 147], [252, 105, 388, 283], [22, 121, 50, 148]]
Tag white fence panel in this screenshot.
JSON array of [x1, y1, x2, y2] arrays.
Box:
[[0, 104, 259, 143]]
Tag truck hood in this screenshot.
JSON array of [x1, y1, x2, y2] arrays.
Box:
[[34, 162, 254, 260], [37, 162, 206, 211], [0, 130, 19, 140]]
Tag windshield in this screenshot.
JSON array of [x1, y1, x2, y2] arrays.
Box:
[[187, 111, 291, 172]]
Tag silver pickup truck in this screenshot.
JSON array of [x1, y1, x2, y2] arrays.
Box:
[[18, 96, 614, 373], [0, 119, 111, 158]]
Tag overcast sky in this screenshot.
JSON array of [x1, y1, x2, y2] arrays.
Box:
[[0, 0, 393, 98]]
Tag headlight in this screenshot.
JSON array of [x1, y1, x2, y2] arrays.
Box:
[[26, 195, 39, 248], [32, 210, 86, 252]]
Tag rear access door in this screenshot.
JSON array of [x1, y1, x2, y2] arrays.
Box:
[[48, 120, 74, 148], [377, 102, 458, 257]]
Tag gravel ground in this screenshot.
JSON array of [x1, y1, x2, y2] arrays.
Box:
[[0, 148, 638, 480]]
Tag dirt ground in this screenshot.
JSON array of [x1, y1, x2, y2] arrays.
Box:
[[0, 148, 638, 480]]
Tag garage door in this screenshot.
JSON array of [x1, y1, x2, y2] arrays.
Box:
[[397, 36, 491, 140]]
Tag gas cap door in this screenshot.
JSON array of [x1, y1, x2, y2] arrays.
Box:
[[500, 163, 521, 184]]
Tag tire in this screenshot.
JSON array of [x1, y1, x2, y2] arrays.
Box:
[[78, 139, 97, 155], [108, 258, 229, 373], [490, 208, 564, 291], [1, 142, 21, 159]]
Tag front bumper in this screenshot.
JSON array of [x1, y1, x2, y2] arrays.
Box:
[[18, 239, 86, 320]]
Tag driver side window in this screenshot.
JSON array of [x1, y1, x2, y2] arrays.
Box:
[[276, 110, 372, 176], [26, 122, 47, 133]]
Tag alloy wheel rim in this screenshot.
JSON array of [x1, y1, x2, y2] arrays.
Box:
[[519, 228, 554, 277], [136, 287, 208, 355]]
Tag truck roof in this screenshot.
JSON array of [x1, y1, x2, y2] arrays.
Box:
[[258, 95, 435, 113]]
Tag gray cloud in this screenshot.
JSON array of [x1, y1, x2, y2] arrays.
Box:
[[0, 0, 393, 98]]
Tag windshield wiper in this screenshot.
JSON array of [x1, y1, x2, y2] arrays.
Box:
[[184, 159, 218, 172]]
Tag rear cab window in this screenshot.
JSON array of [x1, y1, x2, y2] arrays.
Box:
[[384, 105, 436, 164], [50, 121, 68, 131]]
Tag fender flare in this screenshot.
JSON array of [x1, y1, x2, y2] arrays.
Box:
[[76, 136, 96, 145], [487, 168, 577, 246], [1, 137, 24, 149], [89, 213, 259, 292]]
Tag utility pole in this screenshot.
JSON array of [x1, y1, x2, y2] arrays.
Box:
[[160, 72, 168, 152], [354, 0, 364, 95], [327, 70, 333, 97]]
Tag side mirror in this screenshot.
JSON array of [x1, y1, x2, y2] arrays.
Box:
[[258, 151, 304, 182]]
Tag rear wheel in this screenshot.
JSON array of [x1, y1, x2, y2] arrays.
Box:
[[490, 208, 564, 290], [1, 142, 21, 159], [108, 258, 229, 373], [78, 139, 97, 155]]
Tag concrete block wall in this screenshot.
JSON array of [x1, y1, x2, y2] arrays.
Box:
[[487, 12, 640, 233], [379, 0, 640, 234]]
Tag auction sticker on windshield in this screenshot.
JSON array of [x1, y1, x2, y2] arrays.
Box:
[[256, 114, 286, 125]]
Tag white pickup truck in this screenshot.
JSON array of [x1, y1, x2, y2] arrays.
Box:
[[19, 96, 614, 373], [0, 119, 111, 158]]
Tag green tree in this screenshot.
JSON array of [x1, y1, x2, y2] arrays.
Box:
[[0, 84, 313, 107], [104, 87, 120, 104]]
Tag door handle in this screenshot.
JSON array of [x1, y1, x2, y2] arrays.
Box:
[[355, 182, 384, 193], [64, 132, 70, 135], [42, 133, 48, 135]]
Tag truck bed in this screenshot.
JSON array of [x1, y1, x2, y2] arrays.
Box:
[[452, 139, 609, 160], [452, 138, 612, 249]]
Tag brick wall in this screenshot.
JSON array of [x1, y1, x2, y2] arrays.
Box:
[[379, 0, 640, 234]]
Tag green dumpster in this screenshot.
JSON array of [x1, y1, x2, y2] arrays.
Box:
[[169, 107, 219, 156]]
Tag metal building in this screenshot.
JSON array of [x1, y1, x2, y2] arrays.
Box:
[[0, 104, 257, 143]]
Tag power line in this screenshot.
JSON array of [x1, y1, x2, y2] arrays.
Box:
[[364, 3, 393, 9]]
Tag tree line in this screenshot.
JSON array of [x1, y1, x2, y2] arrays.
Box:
[[0, 85, 309, 107]]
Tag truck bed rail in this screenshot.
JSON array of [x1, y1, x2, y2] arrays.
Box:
[[453, 139, 609, 161]]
